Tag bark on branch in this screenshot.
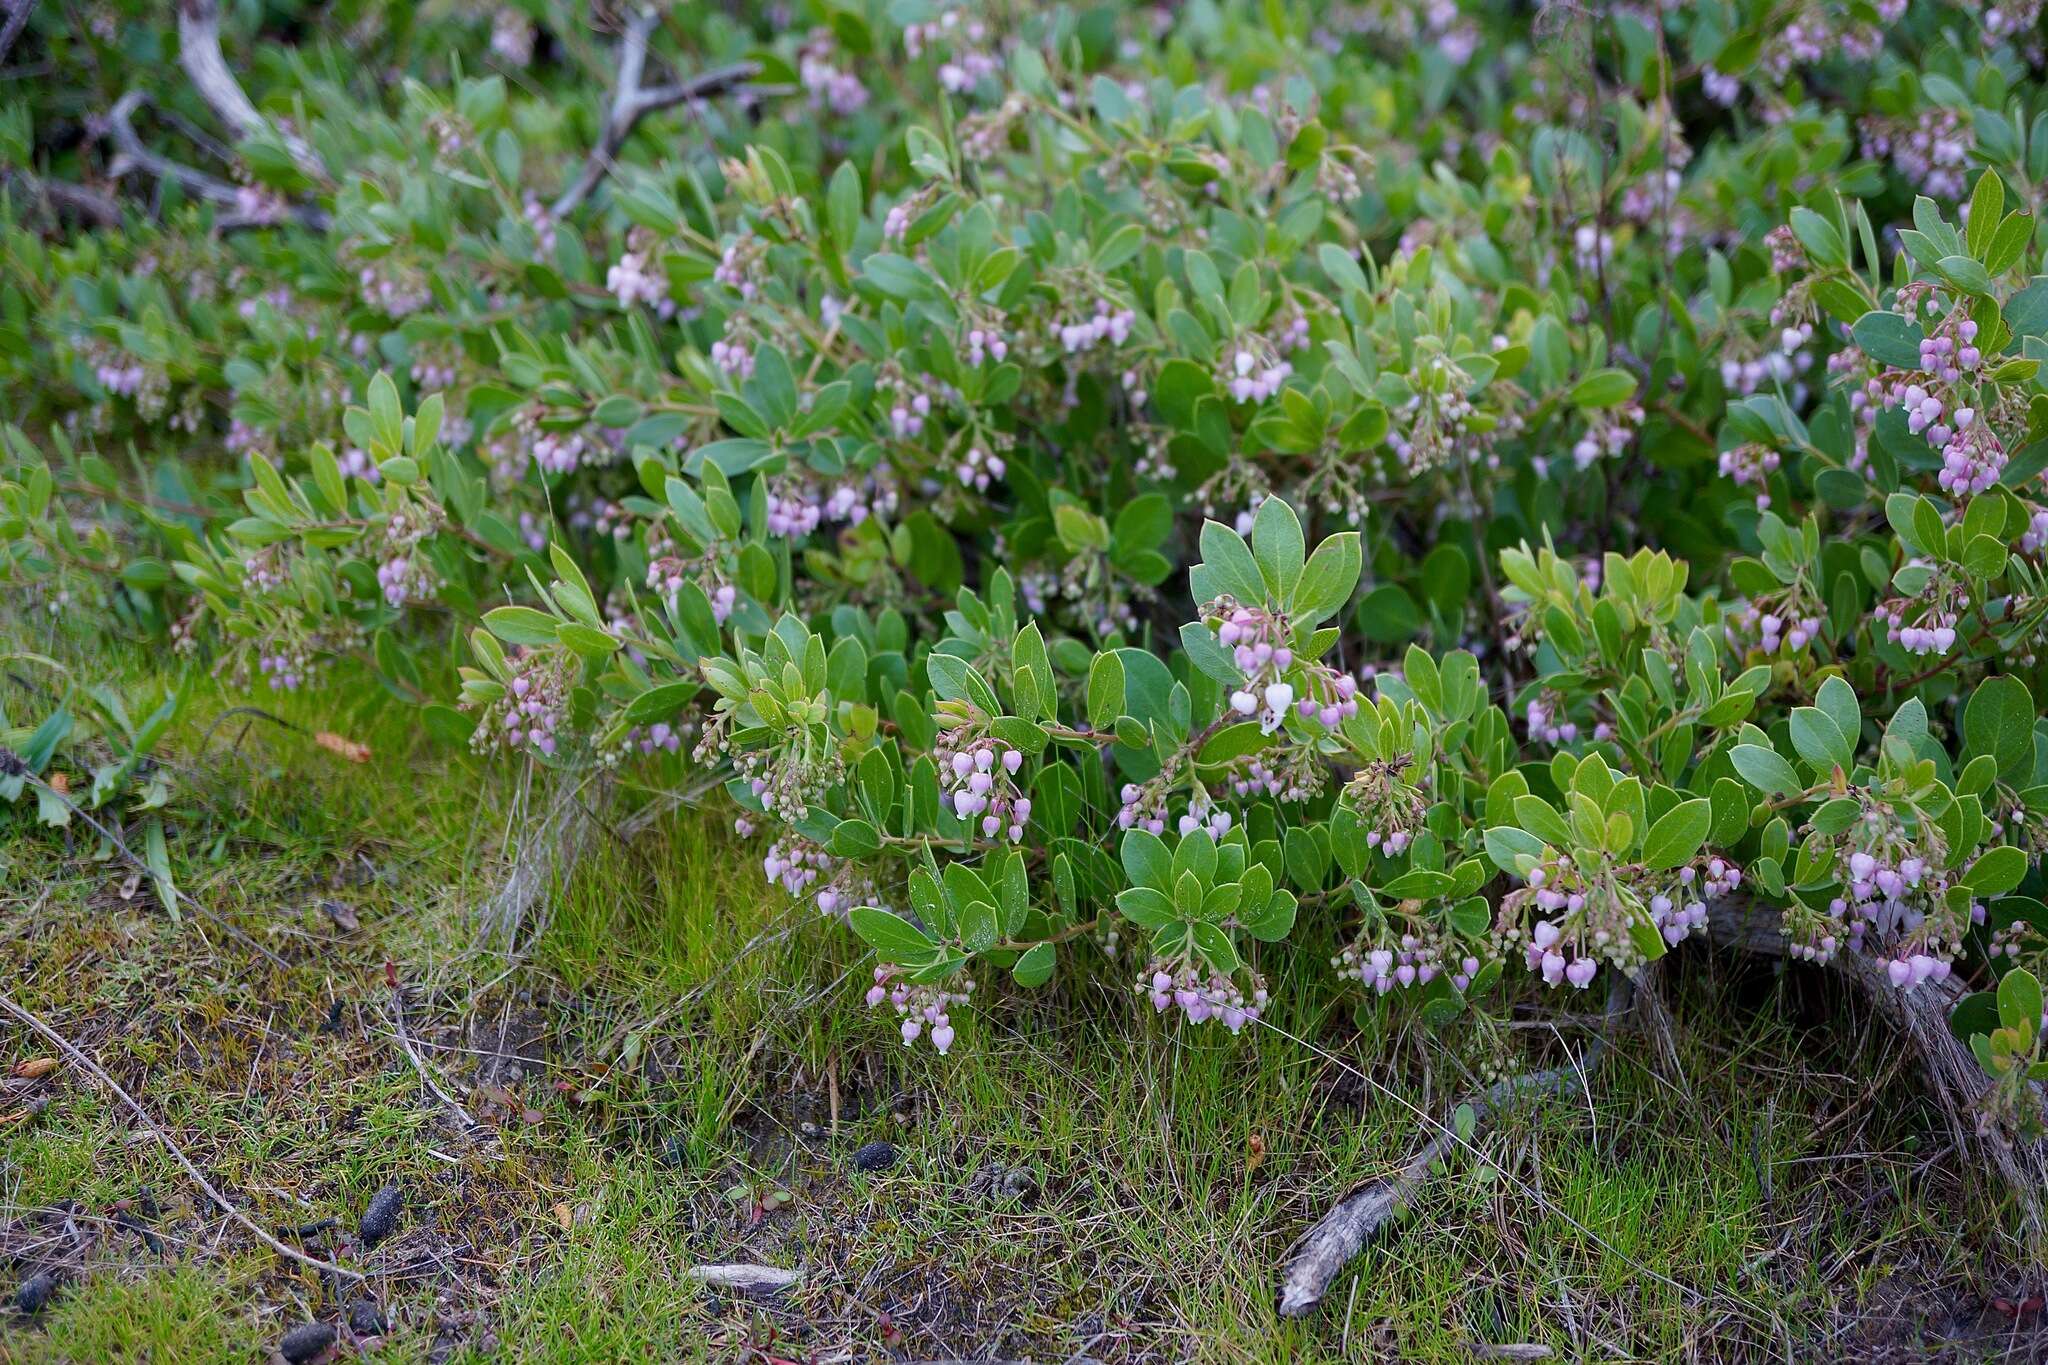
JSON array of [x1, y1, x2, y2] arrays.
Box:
[[0, 0, 34, 66], [1706, 898, 2048, 1234], [98, 91, 330, 232], [1277, 902, 2048, 1318], [549, 6, 760, 219], [1, 169, 121, 227], [175, 0, 326, 179]]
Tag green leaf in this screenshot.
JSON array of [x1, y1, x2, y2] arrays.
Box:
[[829, 818, 881, 858], [1789, 207, 1846, 268], [1087, 651, 1125, 731], [1640, 798, 1711, 871], [1934, 255, 1994, 297], [1998, 969, 2043, 1035], [1249, 497, 1305, 601], [1356, 584, 1420, 645], [1965, 676, 2036, 783], [2004, 278, 2048, 338], [1115, 886, 1176, 928], [848, 908, 936, 964], [1731, 743, 1803, 797], [1814, 676, 1860, 749], [1191, 520, 1267, 606], [1512, 795, 1572, 847], [1967, 171, 2005, 258], [1788, 707, 1850, 771], [1012, 942, 1056, 987], [1851, 311, 1926, 369], [826, 161, 862, 254], [483, 605, 560, 646], [1197, 721, 1272, 765], [1482, 825, 1546, 873], [1964, 846, 2028, 897], [1121, 828, 1171, 890], [556, 622, 619, 659], [1293, 532, 1361, 625], [1570, 368, 1638, 408]]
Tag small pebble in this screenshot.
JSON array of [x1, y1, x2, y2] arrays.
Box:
[[347, 1296, 386, 1337], [851, 1140, 898, 1172], [279, 1320, 337, 1362], [15, 1271, 56, 1315], [359, 1184, 402, 1246]]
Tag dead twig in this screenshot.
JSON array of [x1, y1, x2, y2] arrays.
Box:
[[549, 6, 760, 218], [98, 91, 330, 232], [0, 991, 363, 1283], [388, 986, 483, 1139], [478, 768, 608, 951], [0, 169, 121, 227], [174, 0, 325, 178], [0, 0, 35, 66]]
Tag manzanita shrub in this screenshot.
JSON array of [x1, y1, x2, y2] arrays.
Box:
[[4, 0, 2048, 1135]]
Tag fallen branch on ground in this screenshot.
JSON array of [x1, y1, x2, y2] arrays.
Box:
[[549, 6, 761, 219], [1276, 973, 1638, 1318], [1279, 902, 2048, 1318], [684, 1262, 801, 1292], [0, 991, 362, 1283]]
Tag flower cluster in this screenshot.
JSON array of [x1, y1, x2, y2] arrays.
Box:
[[1569, 401, 1643, 471], [953, 444, 1006, 492], [470, 648, 574, 756], [1335, 926, 1469, 995], [376, 502, 444, 608], [1138, 962, 1267, 1033], [1876, 571, 1966, 656], [1056, 300, 1136, 354], [1859, 108, 1971, 200], [648, 556, 738, 624], [1724, 602, 1824, 658], [1342, 760, 1426, 856], [1504, 853, 1731, 992], [1228, 748, 1324, 804], [1221, 346, 1293, 405], [607, 237, 672, 314], [257, 640, 315, 692], [1717, 442, 1782, 510], [938, 738, 1031, 842], [867, 966, 971, 1053], [798, 38, 868, 116]]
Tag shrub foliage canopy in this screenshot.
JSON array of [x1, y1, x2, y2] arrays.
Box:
[[4, 0, 2048, 1129]]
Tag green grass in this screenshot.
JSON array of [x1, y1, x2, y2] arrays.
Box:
[[0, 639, 2035, 1361]]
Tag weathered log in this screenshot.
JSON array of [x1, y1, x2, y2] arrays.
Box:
[[1277, 901, 2048, 1317], [1706, 899, 2048, 1234], [1278, 974, 1636, 1317]]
